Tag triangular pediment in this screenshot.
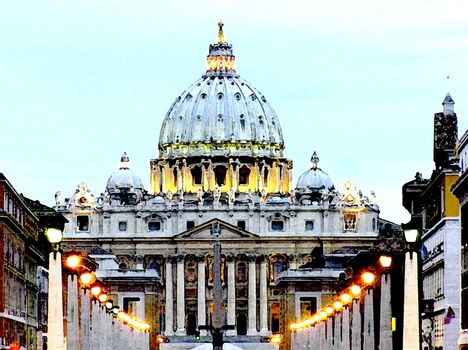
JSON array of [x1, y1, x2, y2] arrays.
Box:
[[174, 218, 259, 240]]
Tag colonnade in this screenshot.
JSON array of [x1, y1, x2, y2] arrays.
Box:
[[163, 254, 271, 336], [66, 275, 149, 350]]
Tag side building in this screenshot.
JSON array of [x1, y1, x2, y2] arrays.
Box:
[[402, 93, 461, 350], [451, 129, 468, 349], [0, 173, 65, 350]]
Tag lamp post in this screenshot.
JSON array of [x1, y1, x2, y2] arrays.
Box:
[[379, 255, 393, 350], [45, 227, 65, 350], [65, 253, 82, 350], [403, 229, 421, 350], [350, 284, 361, 350], [362, 271, 376, 350]]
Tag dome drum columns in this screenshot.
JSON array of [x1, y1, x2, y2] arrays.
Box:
[[149, 156, 292, 196]]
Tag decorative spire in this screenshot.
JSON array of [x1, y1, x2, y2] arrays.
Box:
[[217, 20, 225, 43], [310, 152, 319, 170], [442, 92, 455, 116], [206, 22, 235, 74], [119, 152, 131, 170]]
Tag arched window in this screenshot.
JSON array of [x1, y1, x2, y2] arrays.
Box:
[[263, 167, 269, 186], [239, 166, 251, 185], [191, 166, 202, 186], [173, 167, 178, 187], [149, 261, 160, 274], [273, 261, 284, 281], [237, 262, 247, 282], [214, 166, 227, 187], [119, 263, 128, 270]]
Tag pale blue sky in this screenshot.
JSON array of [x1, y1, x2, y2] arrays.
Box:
[[1, 0, 467, 224]]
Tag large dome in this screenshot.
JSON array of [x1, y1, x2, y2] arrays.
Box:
[[158, 23, 284, 158]]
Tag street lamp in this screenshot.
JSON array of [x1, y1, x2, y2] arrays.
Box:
[[45, 227, 65, 350], [403, 229, 421, 350], [379, 254, 393, 350]]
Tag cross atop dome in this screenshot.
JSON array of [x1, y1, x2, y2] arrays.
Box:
[[311, 152, 320, 170], [119, 152, 131, 170], [207, 21, 235, 73]]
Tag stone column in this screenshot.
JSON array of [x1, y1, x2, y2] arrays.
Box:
[[379, 273, 392, 350], [327, 318, 333, 349], [197, 255, 207, 336], [80, 289, 91, 350], [259, 256, 269, 336], [90, 300, 100, 349], [351, 299, 361, 350], [226, 255, 237, 336], [164, 256, 174, 336], [247, 254, 257, 335], [403, 251, 420, 350], [47, 252, 64, 350], [334, 313, 341, 350], [67, 275, 80, 350], [176, 254, 186, 336], [363, 288, 374, 350], [341, 306, 350, 350]]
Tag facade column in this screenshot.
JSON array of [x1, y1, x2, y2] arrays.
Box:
[[164, 256, 174, 336], [226, 255, 237, 336], [175, 254, 186, 336], [363, 288, 374, 349], [197, 255, 207, 336], [67, 274, 80, 350], [247, 254, 257, 335], [259, 255, 269, 336], [379, 273, 392, 350], [351, 299, 361, 350], [80, 289, 91, 350]]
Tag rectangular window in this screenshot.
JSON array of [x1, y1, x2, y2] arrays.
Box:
[[271, 221, 284, 231], [187, 221, 195, 230], [237, 220, 246, 230], [148, 221, 161, 231], [77, 216, 89, 231], [305, 220, 314, 231], [300, 297, 317, 319], [344, 213, 357, 231], [123, 297, 140, 317], [119, 221, 127, 232]]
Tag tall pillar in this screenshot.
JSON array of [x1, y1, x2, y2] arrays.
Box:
[[247, 254, 257, 335], [403, 251, 420, 350], [351, 299, 361, 350], [47, 252, 64, 350], [334, 313, 341, 350], [80, 289, 91, 350], [175, 254, 186, 336], [67, 275, 80, 350], [197, 255, 207, 336], [363, 288, 374, 350], [259, 256, 269, 336], [164, 256, 174, 336], [90, 300, 101, 349], [379, 273, 392, 350], [226, 255, 237, 336], [341, 306, 350, 350], [327, 318, 333, 349]]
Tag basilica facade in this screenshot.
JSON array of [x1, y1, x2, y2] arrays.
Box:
[[56, 23, 382, 350]]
